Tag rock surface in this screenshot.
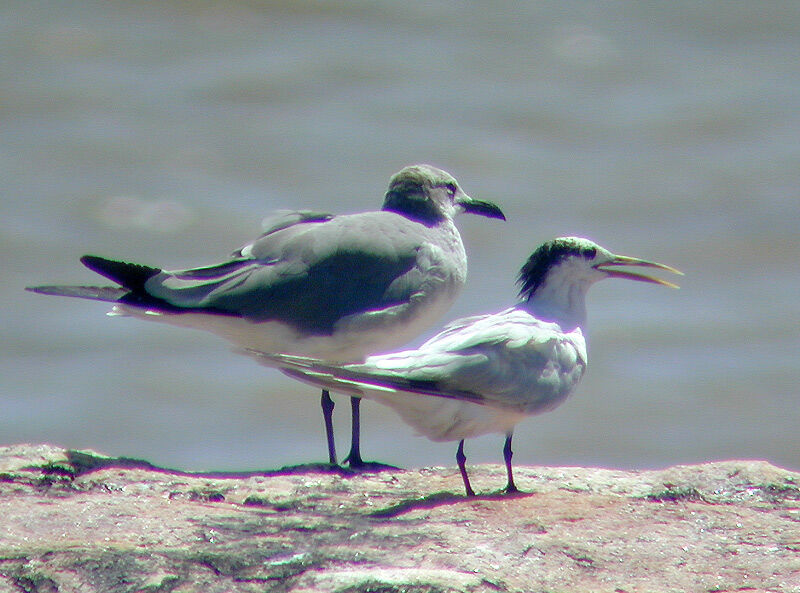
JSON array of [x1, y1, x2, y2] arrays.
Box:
[[0, 444, 798, 592]]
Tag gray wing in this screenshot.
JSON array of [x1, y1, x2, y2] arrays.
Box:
[[378, 310, 587, 413], [143, 212, 429, 334], [231, 210, 334, 259], [249, 308, 586, 412]]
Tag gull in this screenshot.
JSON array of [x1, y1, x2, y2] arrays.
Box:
[[246, 237, 681, 495], [26, 164, 506, 467]]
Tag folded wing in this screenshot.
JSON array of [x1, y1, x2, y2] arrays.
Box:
[[249, 307, 587, 414]]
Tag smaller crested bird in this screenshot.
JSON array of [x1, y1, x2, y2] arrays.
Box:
[[247, 237, 682, 496]]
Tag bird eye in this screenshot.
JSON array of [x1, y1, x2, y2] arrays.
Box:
[[444, 183, 457, 197], [583, 247, 597, 258]]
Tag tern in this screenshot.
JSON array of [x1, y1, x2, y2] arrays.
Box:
[[247, 237, 681, 495], [27, 164, 505, 467]]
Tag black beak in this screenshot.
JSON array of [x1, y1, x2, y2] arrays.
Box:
[[456, 195, 506, 220]]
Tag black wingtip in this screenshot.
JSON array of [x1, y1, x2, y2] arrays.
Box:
[[25, 284, 129, 302], [80, 255, 161, 292], [25, 285, 50, 296]]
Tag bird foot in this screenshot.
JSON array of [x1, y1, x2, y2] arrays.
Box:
[[344, 455, 399, 472], [343, 451, 363, 468]]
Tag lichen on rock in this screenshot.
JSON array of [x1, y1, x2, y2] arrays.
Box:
[[0, 444, 798, 592]]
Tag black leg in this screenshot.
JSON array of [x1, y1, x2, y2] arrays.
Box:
[[320, 390, 337, 465], [456, 439, 476, 497], [503, 432, 518, 493], [343, 397, 365, 468]]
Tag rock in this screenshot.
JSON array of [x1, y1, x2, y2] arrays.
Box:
[[0, 444, 798, 592]]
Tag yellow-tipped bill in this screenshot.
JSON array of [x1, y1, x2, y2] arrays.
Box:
[[595, 255, 683, 289]]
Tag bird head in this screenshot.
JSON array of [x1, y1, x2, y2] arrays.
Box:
[[382, 164, 505, 225], [518, 237, 681, 327], [519, 237, 682, 298]]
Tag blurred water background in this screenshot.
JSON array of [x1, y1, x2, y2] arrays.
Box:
[[2, 1, 798, 473]]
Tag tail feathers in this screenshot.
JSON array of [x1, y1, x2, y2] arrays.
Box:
[[243, 350, 486, 405], [26, 285, 128, 302], [80, 255, 161, 292]]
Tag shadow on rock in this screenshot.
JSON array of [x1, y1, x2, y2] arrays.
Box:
[[370, 488, 534, 518], [62, 449, 399, 480]]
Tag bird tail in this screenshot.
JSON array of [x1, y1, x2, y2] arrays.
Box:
[[26, 255, 162, 304], [242, 350, 486, 405], [243, 351, 373, 397]]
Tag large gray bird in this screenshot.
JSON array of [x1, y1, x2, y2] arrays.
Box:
[[247, 237, 681, 495], [27, 164, 505, 467]]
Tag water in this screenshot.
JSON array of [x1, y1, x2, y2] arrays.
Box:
[[2, 1, 798, 472]]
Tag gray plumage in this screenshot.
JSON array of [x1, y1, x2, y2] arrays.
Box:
[[28, 165, 505, 357], [27, 164, 506, 465]]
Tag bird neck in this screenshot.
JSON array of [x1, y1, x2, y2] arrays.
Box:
[[521, 279, 589, 331], [382, 190, 444, 226]]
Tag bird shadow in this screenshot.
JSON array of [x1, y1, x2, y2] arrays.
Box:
[[36, 451, 534, 519], [55, 449, 398, 480], [369, 488, 533, 518]]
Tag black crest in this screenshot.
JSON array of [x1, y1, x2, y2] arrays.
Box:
[[517, 238, 597, 300]]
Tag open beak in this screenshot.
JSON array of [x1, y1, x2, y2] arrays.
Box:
[[455, 194, 506, 220], [595, 255, 683, 289]]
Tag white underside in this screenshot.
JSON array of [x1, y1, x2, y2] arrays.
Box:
[[369, 392, 528, 441], [111, 285, 457, 362], [263, 306, 587, 442]]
